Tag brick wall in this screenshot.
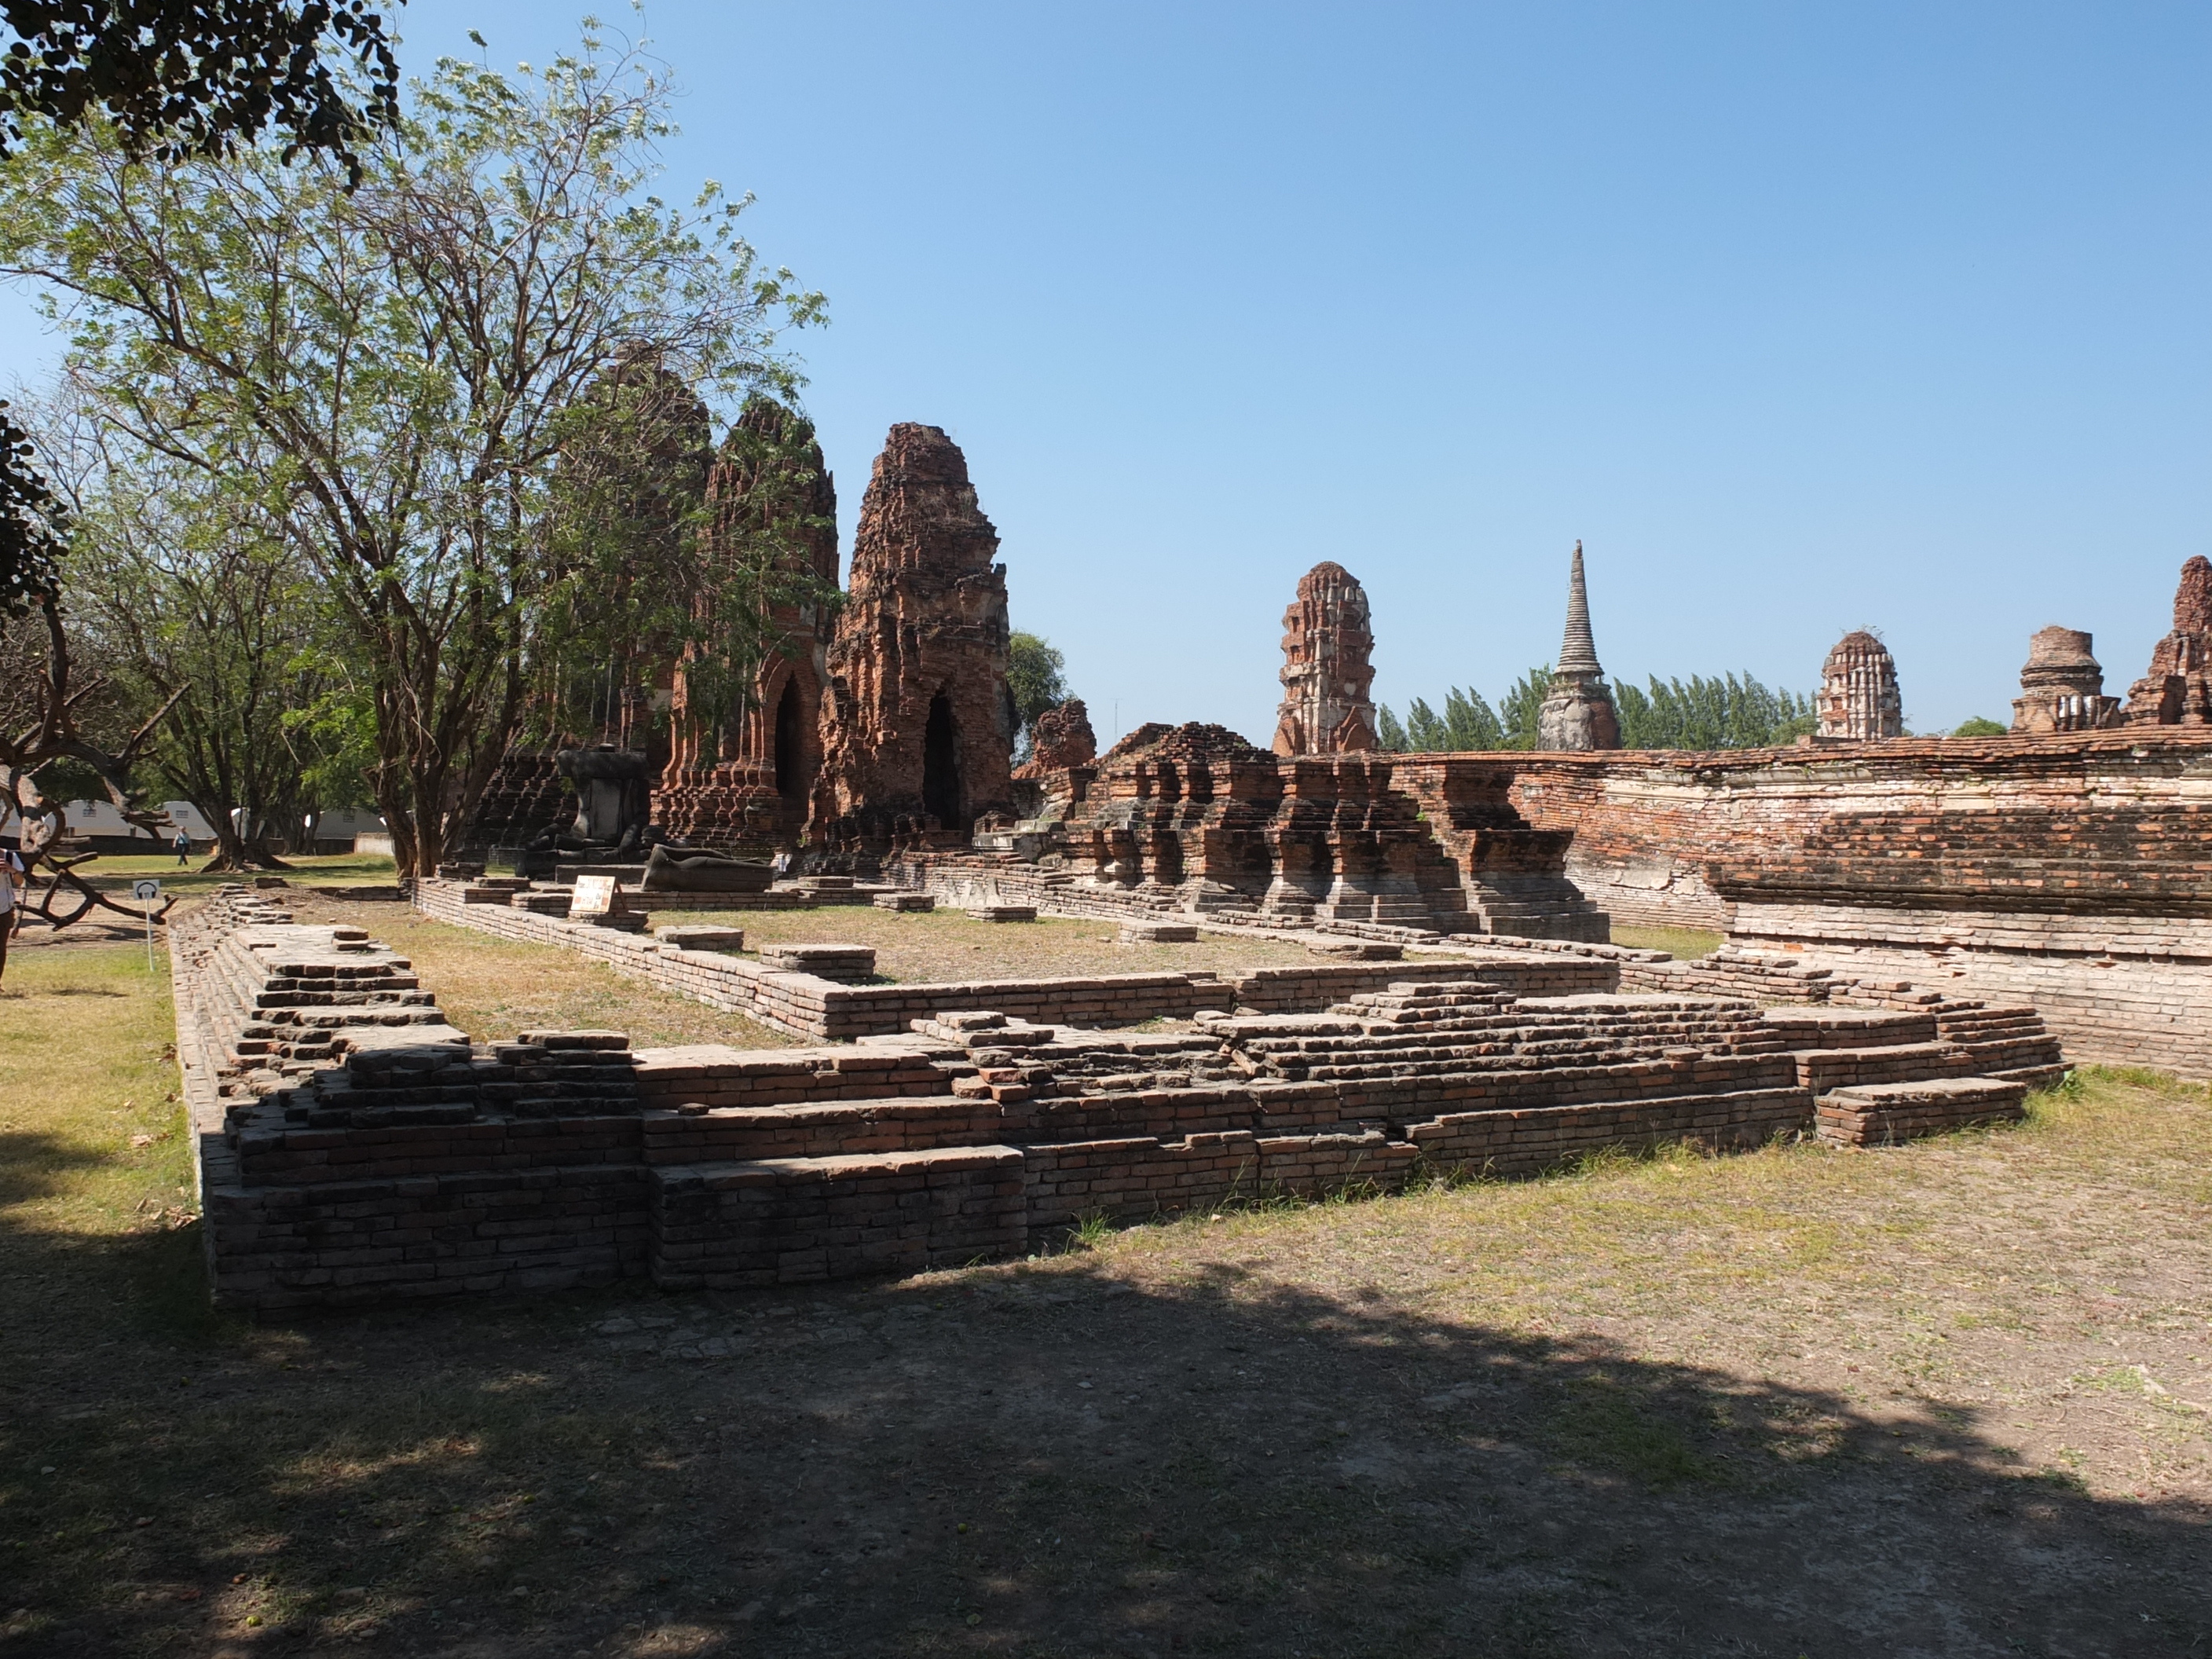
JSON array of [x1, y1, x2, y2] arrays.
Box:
[[1490, 732, 2212, 1077]]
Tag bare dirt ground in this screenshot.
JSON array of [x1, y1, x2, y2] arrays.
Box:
[[4, 939, 2209, 1657], [646, 904, 1328, 987]]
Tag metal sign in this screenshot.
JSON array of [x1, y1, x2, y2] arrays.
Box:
[[134, 877, 162, 971]]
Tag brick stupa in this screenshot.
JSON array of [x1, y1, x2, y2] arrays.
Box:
[[1536, 542, 1621, 750]]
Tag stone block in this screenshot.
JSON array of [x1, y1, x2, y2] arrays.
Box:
[[873, 892, 937, 912], [655, 924, 746, 953]]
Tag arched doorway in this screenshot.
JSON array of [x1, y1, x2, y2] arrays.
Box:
[[773, 679, 804, 799], [923, 693, 961, 826]]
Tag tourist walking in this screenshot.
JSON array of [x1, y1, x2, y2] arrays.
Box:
[[0, 844, 23, 986], [173, 826, 190, 866]]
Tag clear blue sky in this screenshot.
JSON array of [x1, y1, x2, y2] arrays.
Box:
[[6, 2, 2207, 742]]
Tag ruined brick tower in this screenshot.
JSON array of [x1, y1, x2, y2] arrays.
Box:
[[656, 399, 840, 845], [1536, 542, 1621, 750], [1273, 562, 1379, 756], [2011, 626, 2122, 734], [2125, 556, 2212, 726], [1815, 631, 1903, 740], [812, 424, 1016, 844]]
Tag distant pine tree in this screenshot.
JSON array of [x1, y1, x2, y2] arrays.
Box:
[[1617, 672, 1813, 749], [1499, 665, 1550, 750], [1376, 705, 1409, 751], [1393, 667, 1814, 753]]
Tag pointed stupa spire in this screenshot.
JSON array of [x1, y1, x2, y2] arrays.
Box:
[[1537, 540, 1621, 749], [1556, 540, 1602, 676]]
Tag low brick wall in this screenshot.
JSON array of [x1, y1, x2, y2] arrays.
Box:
[[202, 1162, 652, 1311], [417, 879, 1224, 1039], [1406, 1086, 1811, 1177], [415, 880, 1615, 1039], [1729, 900, 2212, 1079], [650, 1146, 1027, 1289]]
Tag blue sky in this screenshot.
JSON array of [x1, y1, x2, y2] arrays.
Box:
[[5, 2, 2206, 742]]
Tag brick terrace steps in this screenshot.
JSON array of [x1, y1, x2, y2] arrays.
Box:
[[180, 890, 2073, 1312], [1815, 1079, 2029, 1146]]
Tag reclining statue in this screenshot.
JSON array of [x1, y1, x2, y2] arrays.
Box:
[[641, 844, 776, 893]]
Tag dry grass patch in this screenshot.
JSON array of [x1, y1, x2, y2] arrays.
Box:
[[276, 892, 801, 1048]]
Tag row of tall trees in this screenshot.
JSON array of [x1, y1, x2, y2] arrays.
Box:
[[1, 27, 833, 877], [1379, 668, 1815, 753], [1377, 667, 1553, 753]]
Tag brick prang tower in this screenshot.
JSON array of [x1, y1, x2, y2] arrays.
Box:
[[811, 424, 1016, 845]]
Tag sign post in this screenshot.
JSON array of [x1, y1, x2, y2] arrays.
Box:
[[132, 878, 161, 972]]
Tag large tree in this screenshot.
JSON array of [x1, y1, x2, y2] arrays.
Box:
[[0, 0, 402, 610], [62, 427, 341, 868], [0, 32, 821, 876]]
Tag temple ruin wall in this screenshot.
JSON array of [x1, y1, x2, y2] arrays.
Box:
[[1485, 731, 2212, 1075]]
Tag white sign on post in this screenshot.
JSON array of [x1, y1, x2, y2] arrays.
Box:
[[568, 874, 618, 921], [133, 878, 161, 970]]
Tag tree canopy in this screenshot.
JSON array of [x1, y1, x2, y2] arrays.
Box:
[[0, 31, 821, 874]]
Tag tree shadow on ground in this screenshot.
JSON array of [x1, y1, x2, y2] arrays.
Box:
[[2, 1214, 2207, 1659]]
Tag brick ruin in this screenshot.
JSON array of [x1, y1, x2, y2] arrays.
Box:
[[1273, 562, 1379, 756], [461, 415, 1014, 859], [1500, 731, 2212, 1077], [2011, 626, 2122, 734], [810, 423, 1016, 847], [1814, 630, 1904, 740], [901, 723, 1608, 941], [183, 884, 2063, 1310], [182, 524, 2212, 1314], [2124, 554, 2212, 725], [1535, 542, 1621, 751], [654, 399, 842, 844]]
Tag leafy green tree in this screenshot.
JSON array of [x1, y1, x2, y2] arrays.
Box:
[[0, 0, 403, 613], [1375, 704, 1408, 751], [0, 31, 822, 875], [68, 447, 335, 868], [1007, 631, 1069, 755], [1952, 716, 2008, 738]]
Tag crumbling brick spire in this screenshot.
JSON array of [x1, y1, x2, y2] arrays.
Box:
[[1815, 631, 1904, 740], [811, 423, 1016, 844], [1273, 561, 1379, 756], [1536, 541, 1621, 749], [2125, 555, 2212, 725]]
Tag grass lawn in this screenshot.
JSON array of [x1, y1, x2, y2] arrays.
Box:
[[69, 851, 399, 903], [1610, 923, 1725, 960], [648, 903, 1328, 986], [3, 943, 2208, 1656]]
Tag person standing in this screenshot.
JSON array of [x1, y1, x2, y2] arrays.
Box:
[[173, 826, 190, 866], [0, 844, 23, 986]]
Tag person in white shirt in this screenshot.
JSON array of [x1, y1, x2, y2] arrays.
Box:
[[0, 844, 24, 985]]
